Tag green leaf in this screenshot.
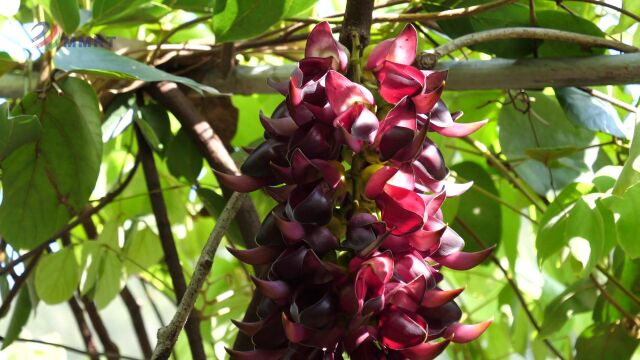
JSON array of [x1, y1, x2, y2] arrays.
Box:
[[450, 162, 501, 252], [611, 1, 640, 33], [575, 324, 639, 360], [139, 104, 172, 154], [498, 92, 595, 195], [86, 251, 124, 309], [123, 223, 163, 274], [54, 47, 218, 95], [536, 183, 593, 264], [0, 78, 102, 249], [92, 0, 148, 24], [524, 146, 580, 164], [41, 0, 80, 34], [230, 94, 281, 147], [134, 109, 163, 153], [1, 287, 32, 349], [166, 129, 203, 183], [612, 121, 640, 196], [536, 10, 605, 57], [539, 279, 594, 338], [0, 102, 41, 162], [35, 247, 81, 304], [555, 87, 627, 139], [0, 52, 19, 76], [604, 182, 640, 259], [213, 0, 312, 42]]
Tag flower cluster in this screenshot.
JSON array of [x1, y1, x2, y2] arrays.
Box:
[[220, 22, 493, 359]]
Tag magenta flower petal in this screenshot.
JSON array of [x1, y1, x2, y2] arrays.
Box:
[[231, 318, 265, 336], [378, 185, 425, 235], [421, 288, 464, 308], [366, 24, 417, 71], [364, 166, 398, 199], [378, 62, 425, 103], [213, 170, 265, 192], [305, 22, 349, 72], [431, 119, 488, 137], [259, 110, 298, 138], [398, 339, 451, 360], [251, 277, 292, 303], [408, 226, 446, 252], [378, 309, 428, 350], [227, 246, 282, 265], [325, 70, 374, 114], [433, 245, 496, 270], [443, 320, 492, 343], [225, 348, 287, 360], [345, 326, 377, 353]]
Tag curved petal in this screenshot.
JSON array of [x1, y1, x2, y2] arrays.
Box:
[[364, 166, 398, 199], [433, 245, 496, 270], [431, 119, 488, 137], [214, 170, 265, 192], [326, 70, 374, 114], [225, 348, 287, 360], [366, 24, 417, 71], [251, 277, 292, 303], [305, 22, 348, 71], [227, 246, 282, 265], [378, 61, 425, 103], [443, 320, 492, 343], [398, 339, 450, 360], [421, 288, 464, 308]]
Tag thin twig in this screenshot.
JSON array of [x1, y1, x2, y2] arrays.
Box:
[[589, 274, 640, 326], [287, 0, 517, 24], [595, 265, 640, 308], [120, 286, 153, 358], [455, 218, 566, 359], [135, 126, 206, 360], [149, 15, 213, 63], [461, 137, 547, 212], [0, 252, 42, 318], [81, 298, 120, 359], [577, 87, 639, 113], [68, 296, 99, 360], [555, 0, 640, 24], [0, 335, 141, 360], [151, 192, 246, 359], [419, 27, 638, 67]]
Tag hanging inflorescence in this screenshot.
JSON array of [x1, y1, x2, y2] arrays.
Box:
[[220, 22, 494, 360]]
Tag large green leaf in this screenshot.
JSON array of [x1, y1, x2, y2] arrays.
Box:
[[54, 47, 218, 94], [166, 129, 203, 183], [82, 249, 125, 309], [123, 222, 163, 274], [611, 0, 640, 33], [91, 0, 148, 24], [0, 78, 102, 249], [498, 92, 595, 195], [536, 183, 593, 265], [535, 10, 605, 57], [555, 87, 627, 139], [0, 102, 41, 162], [575, 324, 639, 360], [35, 247, 81, 304], [40, 0, 80, 34], [450, 162, 501, 252], [604, 182, 640, 259], [0, 52, 19, 76], [612, 121, 640, 196], [213, 0, 315, 42], [1, 287, 32, 349], [539, 279, 594, 338]]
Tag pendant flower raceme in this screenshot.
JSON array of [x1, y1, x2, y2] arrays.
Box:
[[221, 22, 493, 360]]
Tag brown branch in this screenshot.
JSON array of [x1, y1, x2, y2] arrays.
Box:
[[338, 0, 375, 51], [81, 298, 120, 359], [120, 286, 153, 359], [135, 126, 206, 360], [420, 27, 638, 67], [0, 154, 140, 278], [289, 0, 517, 24], [0, 336, 141, 360], [596, 264, 640, 307], [68, 296, 99, 360], [151, 192, 246, 359], [145, 82, 261, 252], [589, 274, 640, 326], [455, 218, 566, 359], [577, 87, 639, 114], [0, 252, 42, 318]]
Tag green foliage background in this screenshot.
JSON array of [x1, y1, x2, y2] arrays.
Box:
[[0, 0, 639, 359]]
